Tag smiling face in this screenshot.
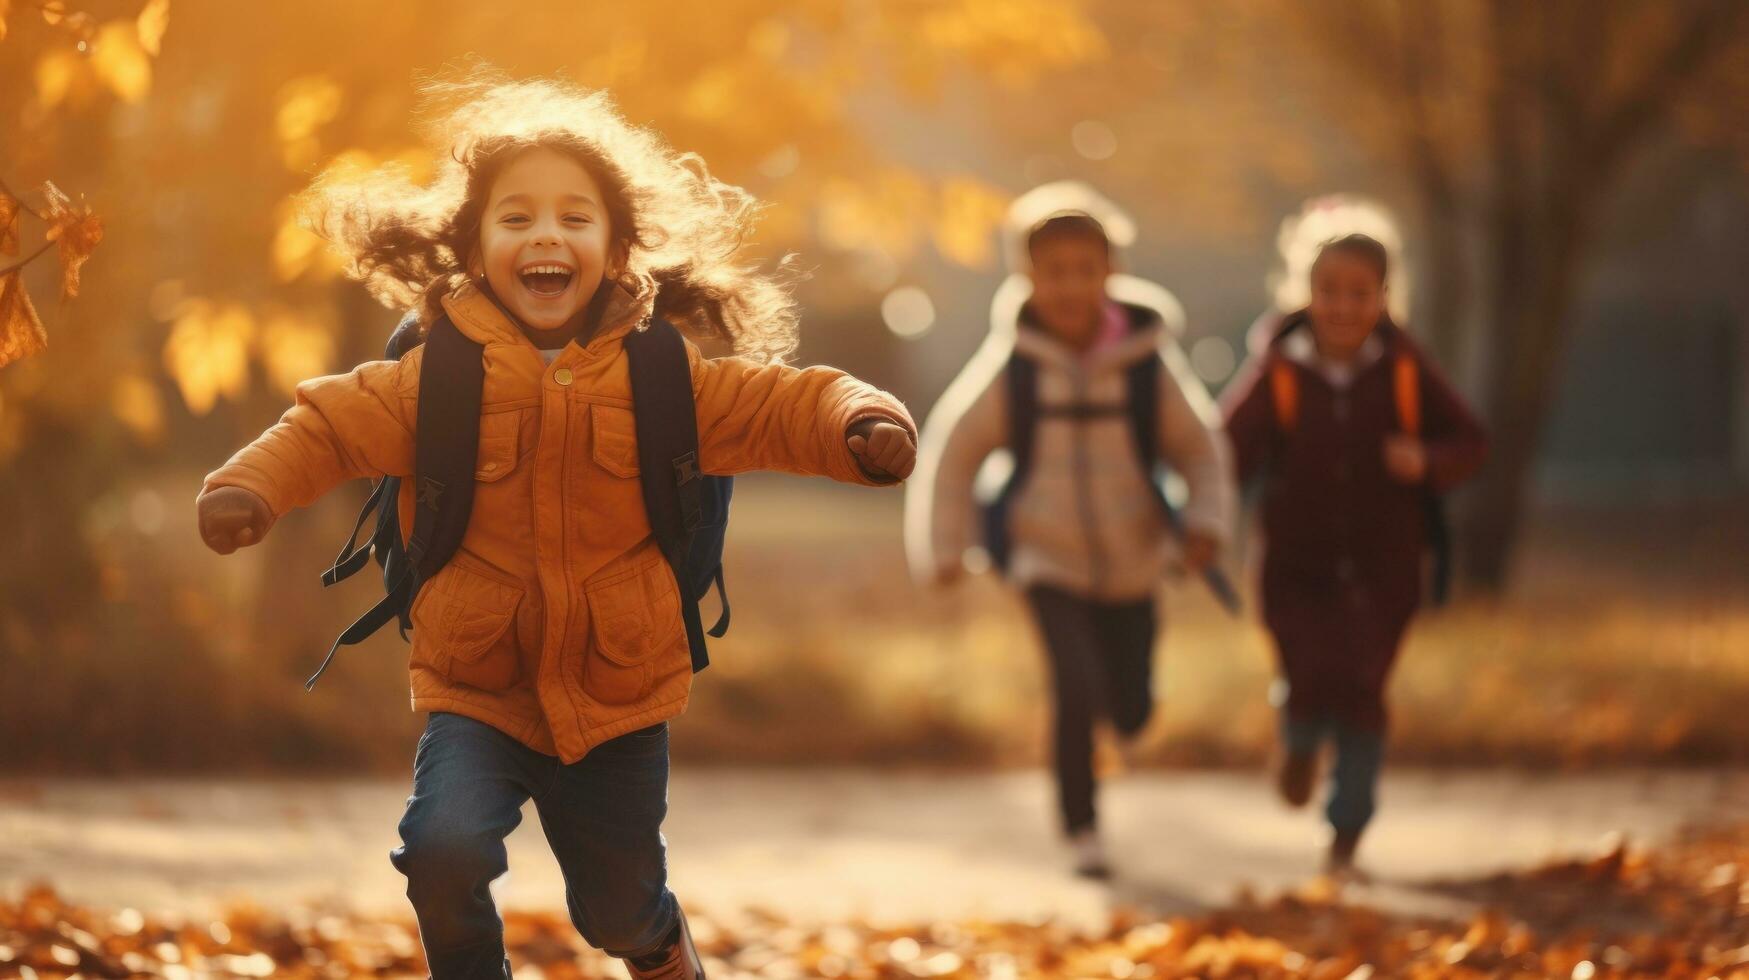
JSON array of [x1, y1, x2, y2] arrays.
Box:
[[474, 146, 625, 336], [1307, 248, 1387, 360], [1027, 232, 1110, 349]]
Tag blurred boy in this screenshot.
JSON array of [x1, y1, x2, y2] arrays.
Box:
[[1223, 233, 1486, 874], [905, 183, 1235, 878]]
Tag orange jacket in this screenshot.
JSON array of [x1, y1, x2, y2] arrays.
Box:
[[201, 281, 914, 762]]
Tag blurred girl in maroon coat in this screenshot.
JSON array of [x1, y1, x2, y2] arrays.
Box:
[[1222, 234, 1485, 873]]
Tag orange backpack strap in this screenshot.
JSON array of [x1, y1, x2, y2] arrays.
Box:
[[1268, 358, 1299, 433], [1392, 350, 1421, 437]]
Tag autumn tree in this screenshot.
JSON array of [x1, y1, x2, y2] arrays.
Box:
[[1234, 0, 1749, 588], [0, 0, 1106, 768]]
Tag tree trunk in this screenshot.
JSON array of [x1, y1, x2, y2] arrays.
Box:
[[1411, 182, 1469, 369], [1461, 257, 1581, 588], [1460, 0, 1542, 591]]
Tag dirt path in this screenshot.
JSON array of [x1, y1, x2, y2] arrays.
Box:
[[1, 770, 1741, 927]]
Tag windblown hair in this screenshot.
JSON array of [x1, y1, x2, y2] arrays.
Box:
[[302, 69, 799, 361]]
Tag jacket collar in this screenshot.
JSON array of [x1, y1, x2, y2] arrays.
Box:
[[1011, 301, 1163, 372], [1273, 309, 1397, 385], [441, 278, 655, 354]]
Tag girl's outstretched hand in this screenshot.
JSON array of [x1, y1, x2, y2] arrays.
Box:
[[197, 486, 276, 555], [846, 418, 917, 482]]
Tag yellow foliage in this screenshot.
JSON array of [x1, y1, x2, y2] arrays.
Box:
[[913, 0, 1107, 87], [932, 177, 1009, 268], [275, 75, 344, 171], [269, 198, 335, 282], [257, 306, 335, 397], [90, 20, 152, 104], [136, 0, 170, 56], [110, 371, 165, 443], [163, 300, 253, 415], [817, 171, 932, 260], [320, 144, 433, 185], [746, 18, 790, 60], [680, 64, 745, 123], [34, 48, 84, 110], [817, 173, 1008, 269], [575, 36, 648, 88]]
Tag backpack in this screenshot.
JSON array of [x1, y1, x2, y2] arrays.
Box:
[[1266, 313, 1452, 604], [981, 304, 1241, 612], [305, 310, 732, 690]]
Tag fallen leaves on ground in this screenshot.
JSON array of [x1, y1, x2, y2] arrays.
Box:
[[3, 825, 1748, 979]]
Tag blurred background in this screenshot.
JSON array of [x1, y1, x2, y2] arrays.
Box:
[[1, 0, 1745, 781]]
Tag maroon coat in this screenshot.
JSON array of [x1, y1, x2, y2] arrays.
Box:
[[1222, 318, 1486, 729]]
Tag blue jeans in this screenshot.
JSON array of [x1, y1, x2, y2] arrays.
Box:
[[391, 712, 678, 978], [1282, 714, 1384, 834]]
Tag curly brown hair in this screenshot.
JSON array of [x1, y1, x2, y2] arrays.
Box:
[[302, 69, 800, 361]]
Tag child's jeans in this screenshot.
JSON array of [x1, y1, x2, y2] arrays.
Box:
[[391, 711, 678, 979], [1023, 585, 1157, 835], [1282, 714, 1384, 834]]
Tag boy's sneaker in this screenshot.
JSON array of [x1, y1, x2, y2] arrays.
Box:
[[1069, 827, 1112, 880], [625, 908, 705, 980], [1275, 750, 1317, 808]]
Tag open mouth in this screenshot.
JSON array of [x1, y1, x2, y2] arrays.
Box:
[[518, 263, 576, 298]]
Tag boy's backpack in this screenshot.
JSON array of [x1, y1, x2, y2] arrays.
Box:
[[305, 311, 732, 690], [1267, 313, 1452, 604], [981, 304, 1241, 612]]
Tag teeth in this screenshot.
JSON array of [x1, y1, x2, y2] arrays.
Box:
[[521, 264, 572, 276]]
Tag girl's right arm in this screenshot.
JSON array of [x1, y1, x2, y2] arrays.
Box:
[[196, 355, 420, 551]]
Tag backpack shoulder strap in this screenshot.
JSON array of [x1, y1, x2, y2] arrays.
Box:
[[1268, 358, 1299, 433], [1124, 351, 1161, 470], [1004, 349, 1040, 482], [321, 310, 429, 589], [408, 315, 486, 579], [1392, 348, 1421, 437], [623, 318, 713, 672], [1388, 337, 1450, 603], [306, 313, 483, 690]]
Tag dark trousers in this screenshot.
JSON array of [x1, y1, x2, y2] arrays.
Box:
[[1024, 585, 1157, 834], [391, 712, 678, 979], [1266, 587, 1413, 836], [1265, 583, 1413, 733], [1282, 714, 1384, 834]]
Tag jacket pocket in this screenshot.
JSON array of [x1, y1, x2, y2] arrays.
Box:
[[591, 403, 640, 479], [475, 409, 522, 482], [583, 556, 681, 705], [411, 554, 525, 691]]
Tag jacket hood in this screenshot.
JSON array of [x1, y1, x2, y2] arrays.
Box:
[[1000, 180, 1138, 275]]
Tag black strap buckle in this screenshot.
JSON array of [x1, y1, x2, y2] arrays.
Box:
[[416, 477, 446, 511], [672, 451, 701, 486]]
